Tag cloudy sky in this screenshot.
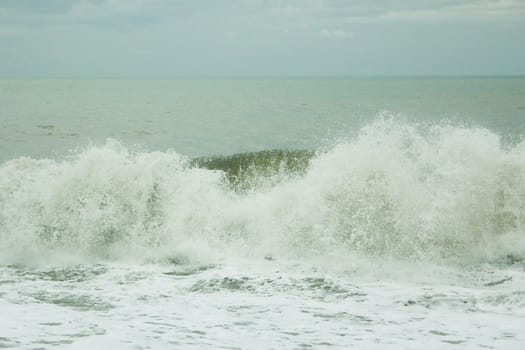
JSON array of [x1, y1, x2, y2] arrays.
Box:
[[1, 0, 524, 76]]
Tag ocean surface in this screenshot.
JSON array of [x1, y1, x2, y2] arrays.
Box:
[[1, 77, 525, 349]]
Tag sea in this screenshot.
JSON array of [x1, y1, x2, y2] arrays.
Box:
[[0, 77, 524, 349]]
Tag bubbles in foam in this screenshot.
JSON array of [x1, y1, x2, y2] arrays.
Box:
[[1, 118, 524, 265]]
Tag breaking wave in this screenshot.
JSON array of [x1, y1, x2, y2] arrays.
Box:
[[1, 118, 524, 265]]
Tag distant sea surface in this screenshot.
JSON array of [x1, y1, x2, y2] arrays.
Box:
[[1, 78, 525, 349], [1, 77, 524, 160]]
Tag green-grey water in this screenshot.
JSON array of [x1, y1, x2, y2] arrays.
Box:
[[1, 78, 524, 162]]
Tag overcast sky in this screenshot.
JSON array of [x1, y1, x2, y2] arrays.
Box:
[[1, 0, 524, 77]]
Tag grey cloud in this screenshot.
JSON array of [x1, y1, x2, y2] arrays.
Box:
[[329, 0, 525, 21], [0, 0, 523, 76], [255, 0, 525, 21], [3, 0, 521, 26], [0, 0, 106, 14], [0, 0, 71, 13]]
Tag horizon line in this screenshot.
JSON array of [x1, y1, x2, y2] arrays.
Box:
[[1, 74, 524, 79]]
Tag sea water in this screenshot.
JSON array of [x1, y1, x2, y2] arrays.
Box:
[[1, 78, 525, 349]]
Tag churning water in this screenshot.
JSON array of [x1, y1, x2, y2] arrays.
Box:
[[1, 78, 525, 349]]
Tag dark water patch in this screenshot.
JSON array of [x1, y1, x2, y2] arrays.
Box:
[[442, 339, 466, 345], [162, 255, 216, 276], [0, 279, 16, 285], [31, 291, 113, 311], [188, 274, 367, 299], [484, 276, 512, 287], [36, 125, 55, 130], [191, 149, 315, 191], [190, 277, 254, 293], [481, 291, 525, 307], [117, 271, 149, 284], [164, 255, 192, 265], [497, 254, 524, 265], [282, 331, 300, 336], [37, 266, 108, 282], [416, 293, 477, 310], [226, 305, 259, 312], [302, 277, 349, 294], [38, 322, 62, 326], [232, 321, 255, 326], [429, 330, 449, 336], [0, 337, 20, 348], [300, 277, 367, 300], [313, 312, 373, 323], [314, 342, 333, 346], [8, 265, 108, 283], [32, 339, 74, 346], [263, 254, 275, 261], [163, 264, 215, 277], [145, 321, 178, 328]]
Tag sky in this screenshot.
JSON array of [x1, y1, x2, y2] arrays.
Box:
[[0, 0, 524, 77]]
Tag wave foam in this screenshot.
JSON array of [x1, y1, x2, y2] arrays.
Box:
[[1, 119, 524, 265]]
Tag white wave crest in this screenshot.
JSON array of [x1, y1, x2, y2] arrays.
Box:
[[1, 119, 524, 265]]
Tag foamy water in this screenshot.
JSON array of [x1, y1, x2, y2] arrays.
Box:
[[1, 78, 525, 349], [1, 119, 525, 349], [1, 119, 524, 264]]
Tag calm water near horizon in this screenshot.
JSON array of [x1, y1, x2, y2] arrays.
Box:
[[1, 77, 524, 160]]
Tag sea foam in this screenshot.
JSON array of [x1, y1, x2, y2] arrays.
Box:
[[1, 118, 524, 265]]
